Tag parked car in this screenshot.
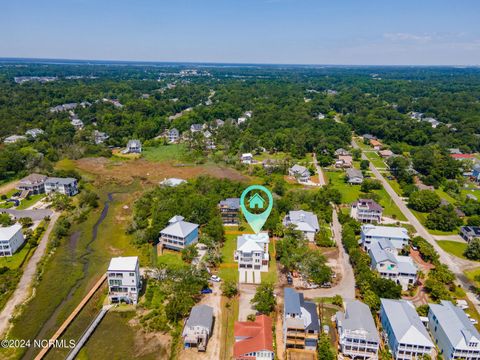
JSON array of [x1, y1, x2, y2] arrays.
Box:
[[321, 282, 332, 288], [201, 288, 213, 294], [286, 275, 293, 285], [210, 275, 221, 282]]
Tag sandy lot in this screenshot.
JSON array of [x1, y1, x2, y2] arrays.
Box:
[[75, 157, 248, 186]]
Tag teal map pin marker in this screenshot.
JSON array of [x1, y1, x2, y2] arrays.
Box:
[[240, 185, 273, 234]]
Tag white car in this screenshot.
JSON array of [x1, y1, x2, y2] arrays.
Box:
[[210, 275, 221, 282]]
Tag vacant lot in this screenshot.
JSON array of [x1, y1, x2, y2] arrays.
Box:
[[437, 240, 469, 260], [143, 144, 187, 162], [74, 157, 248, 187]]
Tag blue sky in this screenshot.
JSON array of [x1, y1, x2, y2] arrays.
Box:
[[1, 0, 479, 65]]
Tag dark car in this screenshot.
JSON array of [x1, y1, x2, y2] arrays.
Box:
[[286, 275, 293, 285], [201, 288, 213, 294]]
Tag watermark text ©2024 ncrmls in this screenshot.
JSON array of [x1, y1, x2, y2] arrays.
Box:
[[1, 339, 76, 349]]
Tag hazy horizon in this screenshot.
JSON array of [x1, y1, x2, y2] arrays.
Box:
[[1, 0, 480, 66]]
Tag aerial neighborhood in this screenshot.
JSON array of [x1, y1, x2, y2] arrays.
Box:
[[2, 61, 480, 360]]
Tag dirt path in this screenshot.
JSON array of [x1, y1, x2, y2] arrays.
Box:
[[312, 153, 326, 186], [180, 281, 222, 360], [0, 212, 60, 337]]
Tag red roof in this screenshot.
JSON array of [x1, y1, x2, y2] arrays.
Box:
[[450, 154, 475, 159], [233, 315, 273, 358]]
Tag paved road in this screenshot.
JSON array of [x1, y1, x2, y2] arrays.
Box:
[[0, 212, 59, 337], [312, 153, 326, 186], [0, 208, 53, 221], [301, 208, 356, 299], [352, 139, 480, 308]]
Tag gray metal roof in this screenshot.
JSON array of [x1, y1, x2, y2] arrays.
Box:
[[186, 305, 214, 330], [161, 218, 198, 238], [45, 177, 77, 185], [346, 168, 363, 179], [381, 299, 433, 347], [284, 288, 302, 315], [284, 288, 320, 332], [336, 300, 379, 343], [219, 198, 240, 209], [284, 210, 319, 232], [429, 301, 480, 350]]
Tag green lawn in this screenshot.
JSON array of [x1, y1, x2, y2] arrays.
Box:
[[437, 240, 469, 260], [262, 241, 278, 284], [364, 151, 386, 168], [385, 177, 403, 196], [17, 193, 45, 210], [0, 244, 31, 269], [219, 233, 239, 283], [327, 170, 406, 221], [157, 251, 186, 269], [435, 188, 457, 204], [326, 171, 362, 204], [143, 144, 187, 162], [375, 188, 407, 221]]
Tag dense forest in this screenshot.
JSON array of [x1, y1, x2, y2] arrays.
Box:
[[1, 60, 480, 182]]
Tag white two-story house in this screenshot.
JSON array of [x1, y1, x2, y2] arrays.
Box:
[[361, 224, 409, 251], [107, 256, 141, 304], [45, 177, 79, 196], [235, 232, 269, 284], [0, 224, 25, 257], [369, 239, 418, 291]]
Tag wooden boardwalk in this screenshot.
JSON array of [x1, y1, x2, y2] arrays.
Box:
[[33, 274, 107, 360]]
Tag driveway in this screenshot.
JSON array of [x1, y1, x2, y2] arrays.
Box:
[[0, 208, 53, 221], [352, 138, 480, 310], [238, 284, 257, 321], [300, 208, 355, 300], [0, 211, 59, 337]]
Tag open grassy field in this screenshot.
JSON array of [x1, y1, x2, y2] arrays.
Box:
[[326, 171, 362, 204], [364, 151, 386, 168], [437, 240, 468, 260], [143, 144, 187, 162], [375, 188, 407, 221]]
